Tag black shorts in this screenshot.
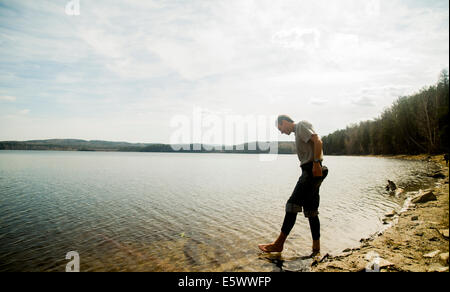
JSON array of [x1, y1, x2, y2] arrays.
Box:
[[285, 162, 328, 218]]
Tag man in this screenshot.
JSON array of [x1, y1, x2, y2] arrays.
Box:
[[258, 115, 328, 254]]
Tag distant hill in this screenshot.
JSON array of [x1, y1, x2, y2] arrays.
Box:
[[0, 139, 153, 151], [0, 139, 296, 154]]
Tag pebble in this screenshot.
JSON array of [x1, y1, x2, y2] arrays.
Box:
[[377, 259, 395, 269], [427, 264, 449, 272], [412, 191, 437, 204], [438, 229, 449, 239], [385, 211, 397, 218], [405, 265, 425, 272], [439, 252, 449, 264], [423, 250, 440, 258]]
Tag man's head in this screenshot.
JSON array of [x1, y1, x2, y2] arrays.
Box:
[[276, 114, 295, 135]]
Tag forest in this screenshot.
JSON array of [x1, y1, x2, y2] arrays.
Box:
[[322, 70, 449, 155]]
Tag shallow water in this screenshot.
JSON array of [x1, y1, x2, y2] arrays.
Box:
[[0, 151, 438, 271]]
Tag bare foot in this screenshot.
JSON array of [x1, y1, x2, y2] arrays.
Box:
[[258, 243, 283, 253]]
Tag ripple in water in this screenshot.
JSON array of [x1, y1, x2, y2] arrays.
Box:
[[0, 151, 437, 271]]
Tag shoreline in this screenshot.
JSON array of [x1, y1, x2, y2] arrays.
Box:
[[311, 154, 449, 272]]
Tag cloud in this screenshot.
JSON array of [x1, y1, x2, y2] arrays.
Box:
[[272, 28, 321, 51], [309, 98, 328, 105], [18, 109, 30, 115], [360, 84, 414, 98], [145, 27, 238, 80], [0, 0, 448, 141], [0, 95, 16, 102], [78, 29, 124, 59], [351, 96, 376, 107]]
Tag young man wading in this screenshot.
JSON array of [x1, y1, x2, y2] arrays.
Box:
[[258, 115, 328, 254]]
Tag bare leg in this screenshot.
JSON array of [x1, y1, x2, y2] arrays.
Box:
[[312, 240, 320, 253], [259, 211, 297, 253], [309, 215, 320, 254]]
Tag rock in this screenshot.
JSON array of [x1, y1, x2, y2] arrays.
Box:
[[427, 264, 449, 272], [325, 262, 346, 270], [438, 229, 449, 239], [414, 232, 424, 237], [283, 258, 312, 272], [439, 252, 449, 264], [411, 216, 419, 221], [379, 259, 395, 269], [395, 188, 404, 196], [386, 180, 397, 191], [427, 171, 446, 179], [429, 237, 439, 242], [342, 248, 351, 253], [365, 258, 395, 272], [339, 251, 353, 258], [432, 173, 446, 179], [405, 265, 426, 272], [423, 250, 440, 258], [412, 191, 437, 204], [385, 210, 397, 218]]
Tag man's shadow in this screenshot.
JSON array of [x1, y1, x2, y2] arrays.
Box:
[[257, 252, 317, 272]]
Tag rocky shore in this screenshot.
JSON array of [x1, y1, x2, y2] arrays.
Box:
[[311, 154, 449, 272]]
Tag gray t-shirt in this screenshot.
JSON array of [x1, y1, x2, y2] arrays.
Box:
[[294, 120, 323, 165]]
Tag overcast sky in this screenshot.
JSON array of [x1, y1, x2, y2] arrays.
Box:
[[0, 0, 448, 144]]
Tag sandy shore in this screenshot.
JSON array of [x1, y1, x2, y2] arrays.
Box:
[[311, 154, 449, 272]]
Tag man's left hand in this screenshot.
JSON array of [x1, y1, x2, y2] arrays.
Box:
[[312, 162, 323, 177]]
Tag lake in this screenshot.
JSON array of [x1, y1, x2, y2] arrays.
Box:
[[0, 150, 438, 271]]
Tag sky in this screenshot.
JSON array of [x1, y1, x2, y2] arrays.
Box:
[[0, 0, 448, 144]]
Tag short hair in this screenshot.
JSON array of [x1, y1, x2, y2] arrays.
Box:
[[276, 115, 294, 126]]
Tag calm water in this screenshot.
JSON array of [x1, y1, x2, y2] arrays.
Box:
[[0, 150, 438, 271]]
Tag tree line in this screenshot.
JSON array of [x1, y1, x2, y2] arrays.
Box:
[[0, 139, 297, 154], [322, 70, 449, 155]]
